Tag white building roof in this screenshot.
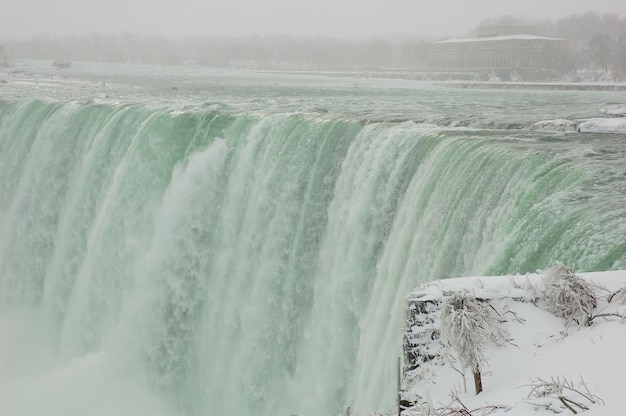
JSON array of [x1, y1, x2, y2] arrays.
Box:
[[434, 34, 566, 44]]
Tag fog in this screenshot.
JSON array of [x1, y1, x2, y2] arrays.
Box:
[[2, 0, 625, 39]]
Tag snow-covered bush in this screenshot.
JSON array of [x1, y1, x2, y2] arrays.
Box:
[[543, 264, 597, 326], [440, 292, 508, 394]]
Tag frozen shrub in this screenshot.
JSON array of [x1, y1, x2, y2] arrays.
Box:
[[440, 292, 508, 394], [543, 264, 597, 326]]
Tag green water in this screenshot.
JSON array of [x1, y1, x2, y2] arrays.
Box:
[[0, 61, 625, 415]]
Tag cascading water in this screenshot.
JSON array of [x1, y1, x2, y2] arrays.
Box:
[[1, 84, 625, 416]]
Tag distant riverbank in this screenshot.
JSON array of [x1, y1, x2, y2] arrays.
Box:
[[256, 69, 626, 91], [436, 81, 626, 91]]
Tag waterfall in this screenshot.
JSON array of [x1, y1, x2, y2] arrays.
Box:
[[1, 99, 624, 415]]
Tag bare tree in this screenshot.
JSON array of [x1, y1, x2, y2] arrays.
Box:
[[588, 34, 616, 72]]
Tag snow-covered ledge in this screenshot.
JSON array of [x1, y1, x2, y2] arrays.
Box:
[[401, 267, 626, 416]]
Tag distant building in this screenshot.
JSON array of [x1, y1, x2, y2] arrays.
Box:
[[427, 33, 569, 74]]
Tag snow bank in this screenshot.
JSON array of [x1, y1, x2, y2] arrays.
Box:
[[578, 118, 626, 133], [531, 115, 626, 134], [402, 269, 626, 416]]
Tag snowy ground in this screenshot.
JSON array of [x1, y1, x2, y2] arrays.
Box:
[[401, 268, 626, 416]]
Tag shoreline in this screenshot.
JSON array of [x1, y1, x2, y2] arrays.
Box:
[[255, 69, 626, 91], [4, 60, 626, 92], [435, 81, 626, 91]]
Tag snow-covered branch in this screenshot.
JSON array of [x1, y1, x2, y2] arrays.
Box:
[[523, 376, 604, 414]]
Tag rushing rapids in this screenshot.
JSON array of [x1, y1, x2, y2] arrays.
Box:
[[1, 64, 626, 416]]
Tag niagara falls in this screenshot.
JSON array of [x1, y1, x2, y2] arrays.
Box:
[[2, 2, 626, 416]]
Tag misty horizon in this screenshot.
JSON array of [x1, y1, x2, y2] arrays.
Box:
[[2, 0, 626, 41]]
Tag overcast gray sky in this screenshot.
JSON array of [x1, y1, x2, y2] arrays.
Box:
[[1, 0, 625, 39]]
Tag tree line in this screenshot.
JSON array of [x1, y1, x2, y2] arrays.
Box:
[[474, 12, 626, 78], [1, 33, 417, 71], [2, 12, 625, 78]]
